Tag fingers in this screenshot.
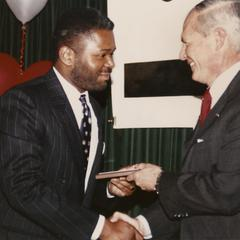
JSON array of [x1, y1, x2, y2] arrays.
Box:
[[117, 220, 143, 240], [110, 212, 141, 233], [126, 163, 159, 182], [111, 177, 135, 190], [126, 173, 135, 182], [118, 165, 139, 171], [118, 163, 150, 171], [101, 218, 143, 240], [110, 211, 127, 223], [110, 212, 135, 224], [126, 165, 162, 191], [108, 178, 136, 197], [108, 163, 162, 195], [132, 163, 154, 170], [135, 230, 144, 240]]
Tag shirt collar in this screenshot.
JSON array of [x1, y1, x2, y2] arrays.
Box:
[[53, 67, 90, 101], [210, 61, 240, 107]]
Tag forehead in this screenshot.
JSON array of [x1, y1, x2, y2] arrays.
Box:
[[75, 29, 116, 51], [182, 12, 199, 40]]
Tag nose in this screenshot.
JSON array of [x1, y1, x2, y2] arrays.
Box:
[[105, 55, 115, 69], [179, 44, 187, 61]]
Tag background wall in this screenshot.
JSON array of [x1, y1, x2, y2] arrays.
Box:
[[108, 0, 204, 129], [0, 0, 193, 217]]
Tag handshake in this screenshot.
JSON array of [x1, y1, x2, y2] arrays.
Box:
[[99, 163, 162, 240]]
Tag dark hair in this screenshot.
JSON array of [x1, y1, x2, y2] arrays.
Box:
[[52, 7, 114, 61]]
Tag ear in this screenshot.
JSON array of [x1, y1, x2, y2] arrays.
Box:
[[58, 46, 75, 66], [214, 27, 227, 51]]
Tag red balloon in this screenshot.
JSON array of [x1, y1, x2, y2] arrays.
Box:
[[0, 53, 21, 95], [0, 53, 52, 95], [21, 60, 52, 83]]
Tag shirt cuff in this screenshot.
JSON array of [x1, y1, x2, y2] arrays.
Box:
[[106, 183, 115, 198], [136, 215, 153, 239], [91, 215, 105, 240]]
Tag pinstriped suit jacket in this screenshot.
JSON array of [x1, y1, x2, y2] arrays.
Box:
[[0, 69, 109, 240]]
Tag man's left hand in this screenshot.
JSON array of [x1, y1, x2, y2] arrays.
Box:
[[108, 177, 136, 197]]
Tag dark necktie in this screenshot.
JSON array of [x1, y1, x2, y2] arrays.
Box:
[[199, 89, 212, 126], [79, 94, 92, 171]]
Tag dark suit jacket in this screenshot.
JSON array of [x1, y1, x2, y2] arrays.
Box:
[[143, 70, 240, 240], [0, 69, 111, 240]]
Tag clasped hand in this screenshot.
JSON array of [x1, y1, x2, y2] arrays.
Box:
[[105, 163, 162, 239], [100, 218, 143, 240]]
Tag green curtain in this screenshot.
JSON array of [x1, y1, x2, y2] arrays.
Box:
[[0, 0, 193, 210], [104, 98, 193, 173]]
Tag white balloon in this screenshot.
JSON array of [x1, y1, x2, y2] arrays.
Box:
[[5, 0, 48, 24]]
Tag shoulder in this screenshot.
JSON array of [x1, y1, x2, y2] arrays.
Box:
[[1, 69, 59, 102]]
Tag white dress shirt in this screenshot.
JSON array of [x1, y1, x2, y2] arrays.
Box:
[[209, 61, 240, 108], [53, 67, 105, 240]]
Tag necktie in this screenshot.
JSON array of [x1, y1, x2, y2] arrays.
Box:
[[199, 89, 212, 126], [79, 94, 92, 171]]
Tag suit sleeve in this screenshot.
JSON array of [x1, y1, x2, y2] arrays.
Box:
[[0, 89, 100, 240], [141, 201, 180, 240], [151, 103, 240, 222]]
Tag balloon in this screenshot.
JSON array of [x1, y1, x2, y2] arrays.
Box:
[[0, 53, 52, 95], [0, 53, 21, 95], [5, 0, 48, 24], [21, 60, 52, 83]]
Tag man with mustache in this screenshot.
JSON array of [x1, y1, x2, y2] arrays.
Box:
[[0, 8, 142, 240], [111, 0, 240, 239]]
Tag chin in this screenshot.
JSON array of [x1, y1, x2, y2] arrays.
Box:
[[92, 83, 108, 91]]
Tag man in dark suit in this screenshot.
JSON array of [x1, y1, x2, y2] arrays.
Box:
[[0, 8, 142, 240], [110, 0, 240, 239]]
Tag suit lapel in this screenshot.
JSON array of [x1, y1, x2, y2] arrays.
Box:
[[42, 70, 105, 199], [42, 70, 86, 183], [199, 70, 240, 134], [183, 71, 240, 165]]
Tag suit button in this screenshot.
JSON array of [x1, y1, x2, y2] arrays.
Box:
[[59, 178, 66, 184]]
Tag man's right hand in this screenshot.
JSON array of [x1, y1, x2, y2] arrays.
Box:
[[127, 163, 162, 191], [100, 219, 143, 240]]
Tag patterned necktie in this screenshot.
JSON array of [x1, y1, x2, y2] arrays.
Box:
[[199, 89, 212, 126], [79, 94, 92, 171]]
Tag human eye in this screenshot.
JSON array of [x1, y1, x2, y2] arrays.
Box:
[[98, 52, 114, 59], [100, 53, 106, 58], [94, 52, 106, 59]]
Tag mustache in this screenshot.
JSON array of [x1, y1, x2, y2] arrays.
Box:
[[100, 68, 112, 74]]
